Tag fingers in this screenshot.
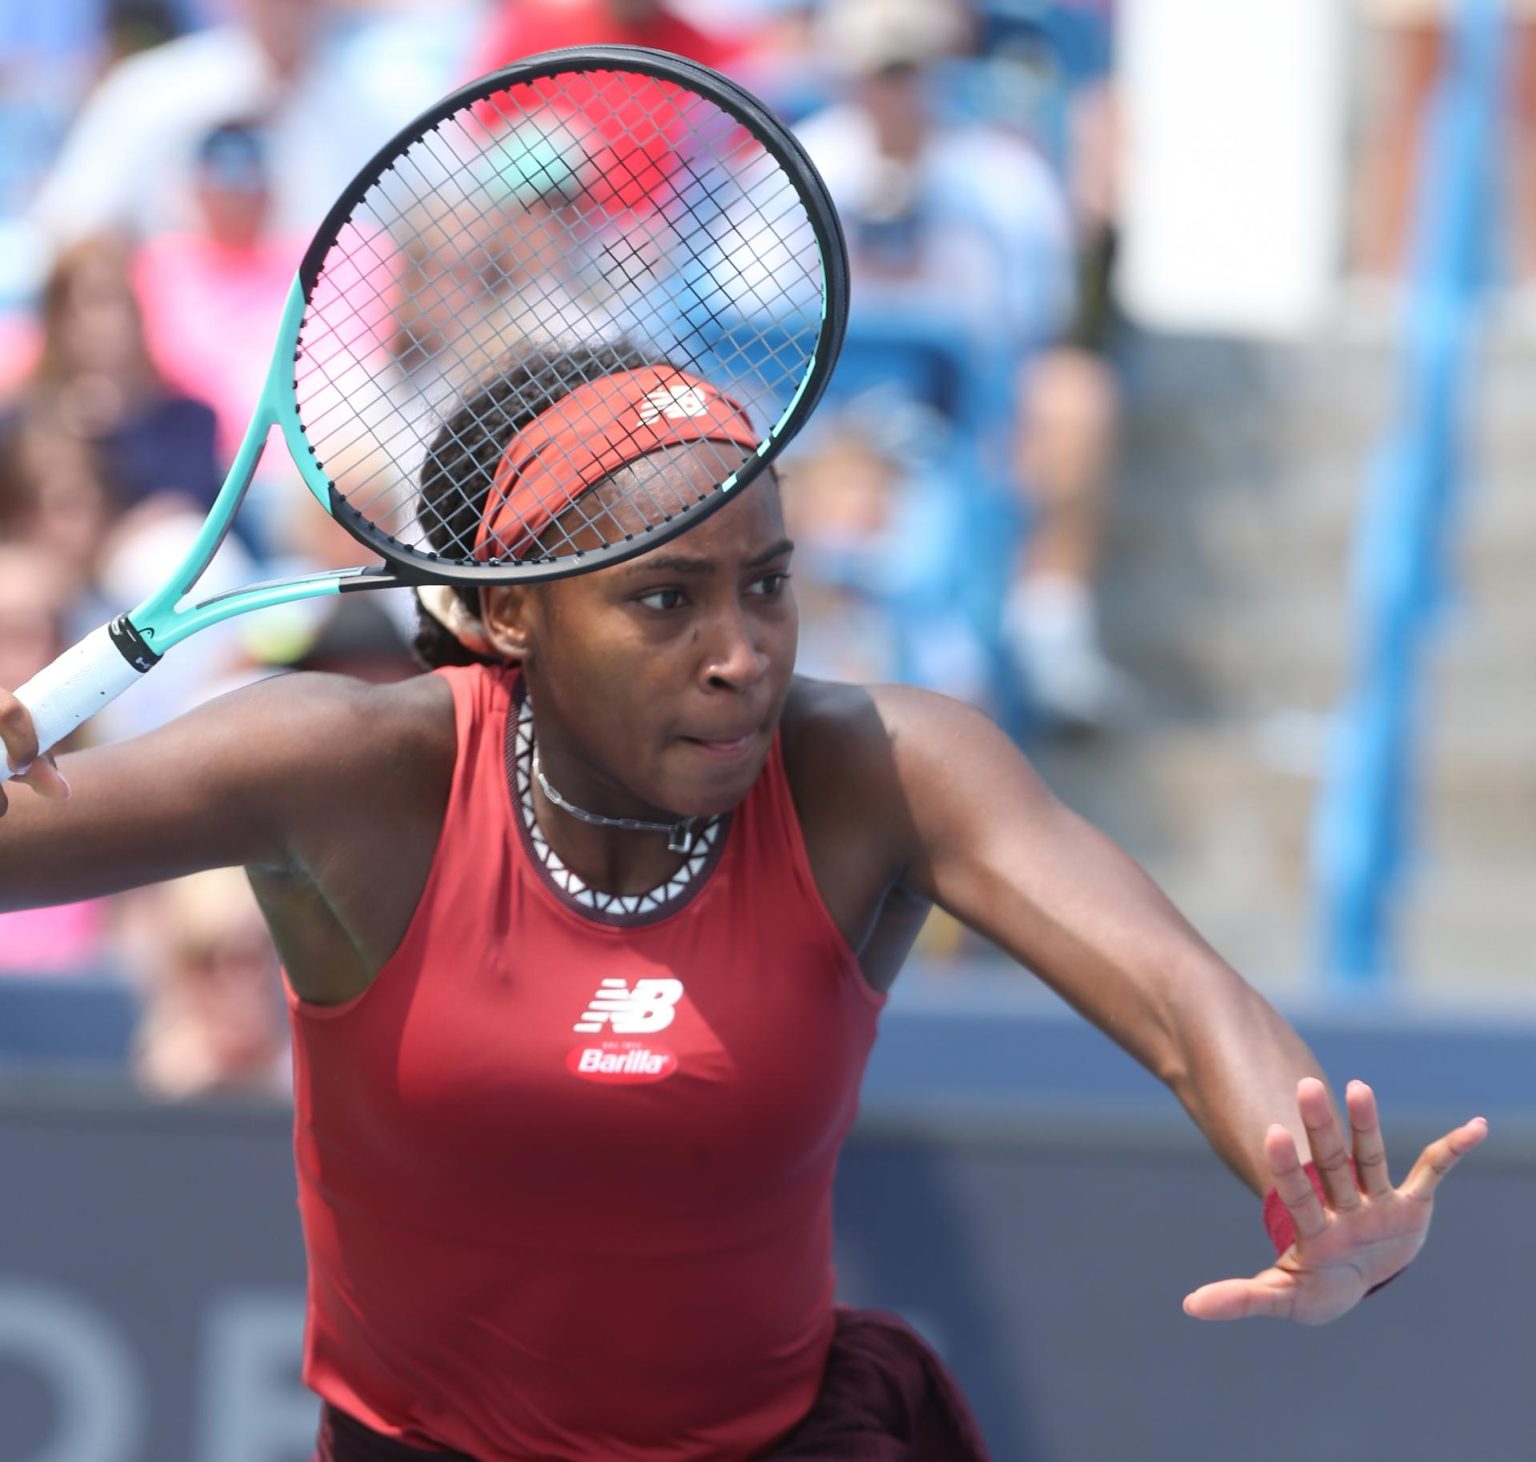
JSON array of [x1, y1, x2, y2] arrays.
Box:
[[1265, 1123, 1328, 1242], [0, 691, 67, 809], [1295, 1077, 1362, 1211], [1345, 1079, 1393, 1198], [1183, 1271, 1296, 1323], [1400, 1116, 1489, 1203], [0, 690, 40, 775], [18, 755, 70, 802]]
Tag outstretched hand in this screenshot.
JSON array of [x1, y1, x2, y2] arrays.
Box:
[[1183, 1077, 1487, 1325]]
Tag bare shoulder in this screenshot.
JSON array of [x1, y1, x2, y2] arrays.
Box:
[[780, 679, 1015, 864], [780, 675, 888, 766], [780, 678, 1053, 870], [68, 667, 458, 861], [0, 669, 459, 912], [159, 667, 454, 792], [258, 669, 453, 768], [228, 664, 450, 733], [780, 677, 1006, 788]]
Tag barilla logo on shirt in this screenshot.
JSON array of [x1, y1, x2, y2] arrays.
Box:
[[568, 979, 684, 1084], [566, 1039, 678, 1085]]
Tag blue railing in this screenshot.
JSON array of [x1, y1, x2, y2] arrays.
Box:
[[1314, 0, 1504, 988]]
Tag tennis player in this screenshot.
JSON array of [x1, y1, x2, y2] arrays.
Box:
[[0, 350, 1486, 1461]]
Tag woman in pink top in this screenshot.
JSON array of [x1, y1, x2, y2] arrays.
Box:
[[0, 349, 1487, 1459], [134, 120, 301, 470]]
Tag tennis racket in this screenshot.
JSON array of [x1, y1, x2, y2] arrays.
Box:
[[2, 44, 848, 781]]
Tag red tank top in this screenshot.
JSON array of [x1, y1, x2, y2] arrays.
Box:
[[288, 665, 883, 1459]]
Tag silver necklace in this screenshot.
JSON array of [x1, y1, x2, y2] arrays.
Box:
[[513, 696, 723, 918], [531, 749, 709, 855]]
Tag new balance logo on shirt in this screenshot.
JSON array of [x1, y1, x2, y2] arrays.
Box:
[[573, 978, 684, 1034], [568, 979, 686, 1085]]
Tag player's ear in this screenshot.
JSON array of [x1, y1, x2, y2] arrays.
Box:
[[480, 584, 536, 662]]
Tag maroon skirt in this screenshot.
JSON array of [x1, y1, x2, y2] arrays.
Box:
[[313, 1306, 991, 1461]]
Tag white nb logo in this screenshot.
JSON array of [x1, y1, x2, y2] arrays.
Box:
[[637, 385, 711, 426], [573, 978, 684, 1034]]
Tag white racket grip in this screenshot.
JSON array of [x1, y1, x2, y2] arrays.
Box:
[[1, 622, 152, 782]]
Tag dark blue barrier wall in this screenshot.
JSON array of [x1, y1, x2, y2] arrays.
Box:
[[1, 982, 1532, 1461]]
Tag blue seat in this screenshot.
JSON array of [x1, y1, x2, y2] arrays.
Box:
[[816, 310, 1030, 724]]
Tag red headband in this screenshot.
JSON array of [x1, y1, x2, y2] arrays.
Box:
[[474, 367, 760, 561]]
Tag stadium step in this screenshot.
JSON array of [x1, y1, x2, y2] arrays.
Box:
[[1045, 326, 1536, 992]]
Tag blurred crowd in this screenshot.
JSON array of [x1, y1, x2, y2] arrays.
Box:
[[0, 0, 1479, 1092]]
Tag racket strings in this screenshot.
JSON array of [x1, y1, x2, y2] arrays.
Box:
[[336, 106, 804, 543], [308, 79, 764, 385], [317, 240, 782, 558], [293, 64, 826, 567], [305, 134, 644, 537]]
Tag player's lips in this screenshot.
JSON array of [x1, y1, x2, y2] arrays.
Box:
[[677, 727, 763, 758]]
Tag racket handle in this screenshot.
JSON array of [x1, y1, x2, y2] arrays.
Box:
[[1, 621, 154, 782]]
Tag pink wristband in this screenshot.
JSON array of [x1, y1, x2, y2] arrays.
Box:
[[1262, 1159, 1400, 1295]]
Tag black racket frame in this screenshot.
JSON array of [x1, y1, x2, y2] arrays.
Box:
[[293, 44, 850, 587]]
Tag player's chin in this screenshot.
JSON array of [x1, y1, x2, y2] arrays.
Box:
[[664, 729, 772, 814]]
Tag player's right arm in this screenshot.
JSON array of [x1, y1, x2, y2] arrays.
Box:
[[0, 673, 440, 913]]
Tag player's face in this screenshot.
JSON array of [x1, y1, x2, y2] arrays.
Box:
[[485, 460, 797, 821]]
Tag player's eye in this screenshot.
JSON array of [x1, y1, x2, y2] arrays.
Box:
[[637, 587, 686, 612], [748, 572, 791, 598]]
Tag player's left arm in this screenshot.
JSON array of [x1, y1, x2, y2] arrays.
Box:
[[871, 684, 1486, 1320], [875, 683, 1315, 1187]]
